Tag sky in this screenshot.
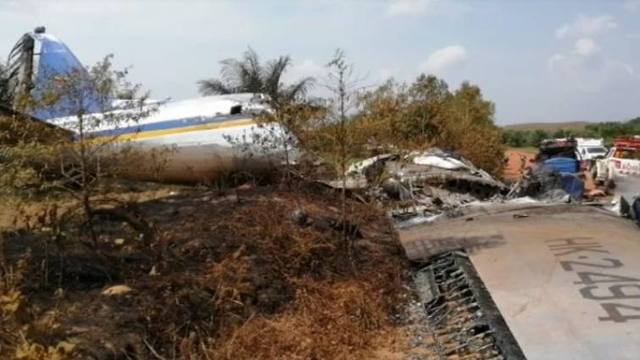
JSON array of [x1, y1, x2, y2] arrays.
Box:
[[1, 0, 639, 125]]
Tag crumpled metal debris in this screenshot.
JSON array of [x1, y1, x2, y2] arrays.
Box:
[[321, 148, 509, 225], [318, 148, 593, 227], [613, 195, 640, 223], [507, 166, 583, 201]]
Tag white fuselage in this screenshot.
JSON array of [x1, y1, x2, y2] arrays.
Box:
[[48, 94, 282, 182]]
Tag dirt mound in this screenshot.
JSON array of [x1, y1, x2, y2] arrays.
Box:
[[503, 149, 535, 182], [0, 183, 411, 359]]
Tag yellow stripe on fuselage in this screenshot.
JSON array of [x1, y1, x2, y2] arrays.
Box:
[[114, 118, 257, 141]]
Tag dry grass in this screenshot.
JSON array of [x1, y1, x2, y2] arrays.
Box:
[[208, 279, 406, 360], [0, 183, 412, 359]]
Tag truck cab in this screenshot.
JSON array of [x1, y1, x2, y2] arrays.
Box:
[[594, 136, 640, 186], [576, 138, 607, 166]]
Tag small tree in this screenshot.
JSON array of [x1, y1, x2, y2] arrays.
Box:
[[301, 50, 366, 262], [26, 55, 155, 244]]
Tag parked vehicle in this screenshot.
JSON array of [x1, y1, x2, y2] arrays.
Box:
[[536, 138, 580, 174], [576, 138, 607, 159], [594, 136, 640, 186], [576, 138, 607, 170]]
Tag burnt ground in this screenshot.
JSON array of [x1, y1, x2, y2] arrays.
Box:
[[0, 181, 424, 359]]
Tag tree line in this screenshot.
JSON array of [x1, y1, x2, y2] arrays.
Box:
[[503, 117, 640, 148]]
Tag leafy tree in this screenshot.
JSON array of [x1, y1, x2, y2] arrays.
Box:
[[440, 82, 505, 175], [528, 129, 549, 147], [503, 130, 527, 147], [405, 75, 451, 145], [198, 48, 314, 109], [552, 129, 568, 139], [357, 75, 505, 175], [503, 115, 640, 149]]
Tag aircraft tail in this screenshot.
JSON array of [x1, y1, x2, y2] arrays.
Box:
[[7, 27, 104, 119]]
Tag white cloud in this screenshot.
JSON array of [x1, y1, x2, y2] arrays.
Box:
[[548, 50, 637, 93], [624, 0, 640, 13], [550, 13, 638, 96], [283, 59, 325, 84], [420, 45, 468, 74], [377, 67, 400, 80], [388, 0, 433, 16], [574, 38, 599, 57], [555, 15, 617, 39], [547, 53, 567, 69]]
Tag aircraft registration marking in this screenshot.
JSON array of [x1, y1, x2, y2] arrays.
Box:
[[546, 237, 640, 323]]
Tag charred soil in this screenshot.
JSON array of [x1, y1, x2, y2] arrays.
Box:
[[0, 181, 413, 359]]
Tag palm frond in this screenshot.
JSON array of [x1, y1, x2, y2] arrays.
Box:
[[240, 47, 263, 93], [198, 48, 314, 103], [282, 77, 315, 103], [219, 58, 244, 89], [264, 56, 291, 100], [197, 79, 233, 95]]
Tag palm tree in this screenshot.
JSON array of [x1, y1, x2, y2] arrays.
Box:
[[198, 48, 314, 108]]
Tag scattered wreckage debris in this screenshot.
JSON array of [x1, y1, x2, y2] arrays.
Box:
[[318, 149, 509, 227], [507, 166, 584, 202], [615, 192, 640, 223], [364, 146, 640, 358]]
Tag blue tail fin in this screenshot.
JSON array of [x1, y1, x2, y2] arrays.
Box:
[[8, 27, 105, 120]]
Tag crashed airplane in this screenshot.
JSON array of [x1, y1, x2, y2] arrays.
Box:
[[4, 26, 640, 360], [341, 150, 640, 359], [4, 27, 277, 181]]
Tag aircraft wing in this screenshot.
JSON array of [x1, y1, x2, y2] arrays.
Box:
[[399, 203, 640, 359]]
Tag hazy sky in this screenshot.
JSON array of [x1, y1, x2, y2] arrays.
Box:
[[1, 0, 639, 124]]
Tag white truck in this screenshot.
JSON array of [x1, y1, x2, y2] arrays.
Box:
[[594, 136, 640, 186], [576, 138, 607, 162]]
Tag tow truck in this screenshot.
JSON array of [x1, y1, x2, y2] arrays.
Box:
[[594, 136, 640, 187]]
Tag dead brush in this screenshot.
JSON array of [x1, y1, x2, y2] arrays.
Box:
[[223, 199, 345, 278], [207, 246, 255, 322], [0, 250, 28, 355], [205, 279, 403, 360]]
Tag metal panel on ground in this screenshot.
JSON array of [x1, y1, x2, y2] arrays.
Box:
[[399, 204, 640, 360]]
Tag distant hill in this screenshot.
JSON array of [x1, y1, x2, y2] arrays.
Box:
[[502, 121, 589, 132]]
